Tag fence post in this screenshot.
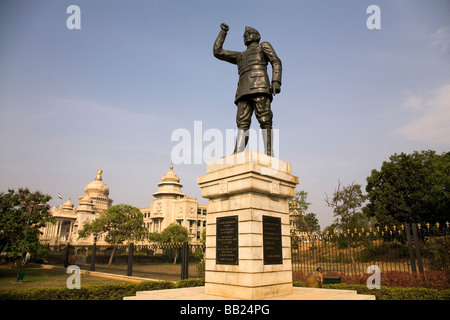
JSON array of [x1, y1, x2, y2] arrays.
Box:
[[127, 243, 134, 277], [64, 243, 70, 268], [405, 224, 417, 273], [181, 242, 189, 280], [411, 223, 424, 273]]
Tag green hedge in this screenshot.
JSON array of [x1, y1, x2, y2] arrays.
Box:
[[0, 279, 203, 300], [3, 279, 448, 300], [293, 281, 450, 300], [173, 278, 205, 288]]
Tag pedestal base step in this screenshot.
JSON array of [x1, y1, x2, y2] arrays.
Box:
[[123, 286, 375, 300]]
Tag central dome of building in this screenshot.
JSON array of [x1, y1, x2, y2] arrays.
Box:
[[80, 169, 113, 212], [84, 169, 110, 197]]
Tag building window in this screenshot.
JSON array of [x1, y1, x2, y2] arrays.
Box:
[[197, 208, 201, 215], [202, 209, 207, 215]]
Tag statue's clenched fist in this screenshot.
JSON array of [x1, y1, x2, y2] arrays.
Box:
[[220, 23, 229, 32]]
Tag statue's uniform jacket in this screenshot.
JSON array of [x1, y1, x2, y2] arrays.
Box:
[[213, 30, 282, 104]]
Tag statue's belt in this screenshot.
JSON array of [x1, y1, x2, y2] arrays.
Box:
[[238, 64, 267, 76]]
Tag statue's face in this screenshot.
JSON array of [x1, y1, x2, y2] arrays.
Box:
[[243, 30, 259, 46]]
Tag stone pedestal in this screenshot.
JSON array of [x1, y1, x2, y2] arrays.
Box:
[[197, 150, 299, 299]]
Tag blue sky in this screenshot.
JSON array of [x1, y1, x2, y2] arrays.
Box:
[[1, 0, 449, 228]]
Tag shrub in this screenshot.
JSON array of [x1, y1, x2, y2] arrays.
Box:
[[422, 236, 450, 270], [0, 280, 176, 300], [174, 278, 205, 288], [292, 282, 450, 300], [293, 270, 450, 290], [190, 247, 204, 262]]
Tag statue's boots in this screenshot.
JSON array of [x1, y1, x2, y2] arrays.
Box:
[[233, 129, 249, 154], [262, 128, 273, 157]]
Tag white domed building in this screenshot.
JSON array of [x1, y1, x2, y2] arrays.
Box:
[[40, 166, 207, 245], [141, 165, 207, 242], [40, 170, 113, 245]]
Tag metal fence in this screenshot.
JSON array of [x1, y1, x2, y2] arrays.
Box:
[[291, 222, 450, 283], [43, 242, 205, 282], [41, 222, 449, 286]]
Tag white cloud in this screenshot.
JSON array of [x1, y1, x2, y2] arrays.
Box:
[[432, 26, 450, 52], [401, 93, 423, 111], [395, 84, 450, 145]]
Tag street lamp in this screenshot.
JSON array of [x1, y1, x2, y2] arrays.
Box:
[[17, 200, 44, 282], [90, 232, 98, 271]]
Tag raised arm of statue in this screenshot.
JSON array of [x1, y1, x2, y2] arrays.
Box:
[[213, 23, 239, 64]]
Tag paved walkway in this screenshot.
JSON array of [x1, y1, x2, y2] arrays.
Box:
[[124, 286, 376, 300]]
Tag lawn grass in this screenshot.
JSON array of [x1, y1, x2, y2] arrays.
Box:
[[87, 262, 186, 281], [0, 265, 129, 291]]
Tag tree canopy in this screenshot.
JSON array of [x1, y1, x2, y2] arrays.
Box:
[[78, 204, 147, 265], [325, 181, 367, 233], [364, 150, 449, 225], [289, 190, 320, 233], [149, 223, 190, 244], [78, 204, 147, 244], [0, 188, 53, 258], [148, 223, 190, 264]]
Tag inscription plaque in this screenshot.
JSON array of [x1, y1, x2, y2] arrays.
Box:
[[216, 216, 238, 265], [263, 216, 283, 265]]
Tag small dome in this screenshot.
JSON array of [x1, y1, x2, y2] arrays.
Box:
[[161, 164, 180, 183], [153, 164, 184, 198], [62, 197, 74, 209], [79, 193, 93, 204]]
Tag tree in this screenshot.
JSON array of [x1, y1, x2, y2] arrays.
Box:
[[0, 188, 54, 260], [289, 190, 320, 233], [149, 223, 190, 264], [325, 181, 367, 272], [325, 182, 367, 231], [78, 204, 147, 265], [200, 228, 206, 245], [364, 150, 450, 225]]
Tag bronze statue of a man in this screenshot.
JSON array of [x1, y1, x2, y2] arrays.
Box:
[[213, 23, 282, 156]]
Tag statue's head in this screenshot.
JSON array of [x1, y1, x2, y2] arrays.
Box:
[[243, 26, 260, 46]]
